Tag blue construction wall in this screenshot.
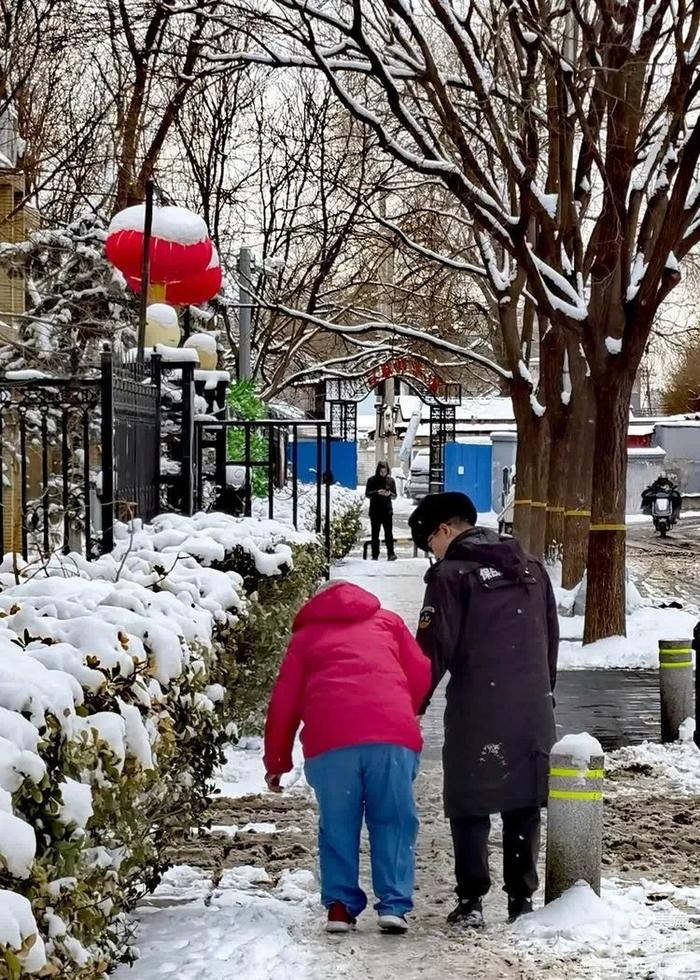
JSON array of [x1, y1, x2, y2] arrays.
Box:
[[443, 442, 493, 513], [293, 439, 358, 489]]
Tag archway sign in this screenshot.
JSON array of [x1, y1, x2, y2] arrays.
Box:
[[325, 357, 461, 492], [325, 356, 462, 407]]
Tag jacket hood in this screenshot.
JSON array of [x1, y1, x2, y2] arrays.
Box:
[[293, 582, 381, 630], [444, 527, 531, 581]]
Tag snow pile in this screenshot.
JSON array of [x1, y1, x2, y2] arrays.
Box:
[[513, 879, 700, 976], [112, 864, 315, 980], [0, 509, 321, 976], [608, 738, 700, 795]]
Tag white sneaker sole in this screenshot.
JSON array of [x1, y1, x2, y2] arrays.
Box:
[[378, 915, 409, 934], [325, 921, 354, 934]]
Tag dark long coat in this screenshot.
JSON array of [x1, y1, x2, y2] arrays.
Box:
[[417, 527, 558, 817]]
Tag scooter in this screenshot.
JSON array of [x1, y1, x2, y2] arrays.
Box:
[[651, 493, 676, 537]]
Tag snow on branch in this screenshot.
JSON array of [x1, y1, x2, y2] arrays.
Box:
[[250, 290, 511, 379]]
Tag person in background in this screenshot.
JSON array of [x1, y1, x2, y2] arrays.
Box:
[[409, 492, 559, 929], [365, 461, 398, 561], [264, 580, 431, 935]]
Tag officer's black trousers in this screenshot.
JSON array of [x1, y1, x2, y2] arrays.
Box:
[[450, 806, 541, 900]]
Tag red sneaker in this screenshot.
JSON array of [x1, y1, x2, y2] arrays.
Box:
[[325, 901, 357, 934]]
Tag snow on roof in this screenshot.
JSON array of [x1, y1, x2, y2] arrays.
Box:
[[628, 425, 655, 436], [108, 205, 208, 244], [628, 446, 666, 456]]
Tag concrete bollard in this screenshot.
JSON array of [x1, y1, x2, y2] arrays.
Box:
[[545, 733, 604, 904], [658, 639, 694, 743], [695, 641, 700, 750]]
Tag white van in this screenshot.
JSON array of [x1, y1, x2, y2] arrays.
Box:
[[406, 449, 430, 502]]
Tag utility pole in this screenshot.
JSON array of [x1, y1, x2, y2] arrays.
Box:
[[375, 200, 396, 468], [238, 246, 252, 381]]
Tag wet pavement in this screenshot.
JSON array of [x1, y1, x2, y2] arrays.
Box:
[[422, 671, 661, 758]]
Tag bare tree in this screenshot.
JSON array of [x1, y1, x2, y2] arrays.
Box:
[[205, 0, 700, 640]]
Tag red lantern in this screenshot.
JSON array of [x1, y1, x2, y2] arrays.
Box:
[[105, 205, 213, 281], [124, 249, 222, 306], [164, 249, 222, 305]]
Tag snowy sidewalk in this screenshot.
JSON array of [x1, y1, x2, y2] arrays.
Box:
[[115, 533, 700, 980]]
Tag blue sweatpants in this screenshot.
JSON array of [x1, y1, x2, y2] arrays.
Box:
[[304, 743, 420, 918]]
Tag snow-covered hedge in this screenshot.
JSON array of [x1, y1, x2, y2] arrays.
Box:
[[253, 484, 363, 561], [0, 511, 324, 978]]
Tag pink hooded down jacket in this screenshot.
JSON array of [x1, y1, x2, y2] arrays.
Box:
[[263, 582, 431, 774]]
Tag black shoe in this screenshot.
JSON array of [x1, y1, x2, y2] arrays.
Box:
[[447, 898, 484, 929], [387, 554, 397, 562], [507, 896, 533, 923]]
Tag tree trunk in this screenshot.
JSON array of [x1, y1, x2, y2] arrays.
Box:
[[529, 418, 550, 560], [546, 432, 566, 561], [583, 375, 633, 643], [561, 382, 595, 590], [512, 422, 534, 553]]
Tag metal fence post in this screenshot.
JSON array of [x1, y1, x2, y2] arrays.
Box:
[[151, 353, 162, 516], [100, 348, 115, 554], [181, 363, 195, 515]]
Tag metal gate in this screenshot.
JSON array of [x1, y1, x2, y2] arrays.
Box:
[[429, 405, 456, 493], [101, 350, 161, 551], [194, 417, 332, 565]]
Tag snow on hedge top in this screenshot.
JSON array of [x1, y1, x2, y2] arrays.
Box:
[[108, 205, 208, 244], [0, 507, 317, 939], [0, 890, 46, 973]]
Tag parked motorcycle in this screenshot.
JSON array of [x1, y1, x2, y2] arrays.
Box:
[[641, 477, 682, 537]]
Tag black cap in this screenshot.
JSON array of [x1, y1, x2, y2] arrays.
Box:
[[409, 492, 478, 552]]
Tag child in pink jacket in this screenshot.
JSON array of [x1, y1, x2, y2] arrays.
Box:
[[264, 580, 431, 935]]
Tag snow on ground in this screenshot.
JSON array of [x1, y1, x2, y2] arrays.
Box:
[[512, 878, 700, 979], [609, 736, 700, 795], [215, 737, 306, 799], [113, 865, 316, 980]]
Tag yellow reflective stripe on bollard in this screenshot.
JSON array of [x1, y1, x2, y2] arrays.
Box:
[[549, 768, 604, 779], [659, 648, 692, 654], [659, 661, 693, 668], [549, 790, 603, 801]]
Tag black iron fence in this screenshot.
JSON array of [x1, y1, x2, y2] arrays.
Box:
[[0, 356, 333, 565], [194, 418, 332, 560]]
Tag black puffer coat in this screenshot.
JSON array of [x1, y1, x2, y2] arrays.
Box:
[[417, 527, 558, 817]]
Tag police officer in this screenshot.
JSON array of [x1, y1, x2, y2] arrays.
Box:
[[409, 492, 558, 928]]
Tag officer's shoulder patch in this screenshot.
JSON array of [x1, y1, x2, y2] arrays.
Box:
[[418, 606, 435, 629]]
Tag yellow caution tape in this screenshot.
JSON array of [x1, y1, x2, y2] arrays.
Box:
[[589, 524, 627, 531], [549, 768, 605, 779], [547, 506, 566, 513], [549, 789, 603, 801], [531, 502, 548, 509], [659, 661, 693, 669], [514, 499, 532, 506], [565, 509, 591, 517]]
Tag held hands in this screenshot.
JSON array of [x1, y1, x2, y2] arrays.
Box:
[[265, 772, 283, 793]]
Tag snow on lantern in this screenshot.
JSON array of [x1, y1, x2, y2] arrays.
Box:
[[123, 248, 222, 306], [144, 304, 180, 348], [184, 333, 218, 370], [105, 205, 213, 282]]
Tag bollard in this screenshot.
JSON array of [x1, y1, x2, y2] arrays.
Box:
[[693, 624, 700, 750], [658, 639, 694, 743], [545, 733, 604, 904]]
